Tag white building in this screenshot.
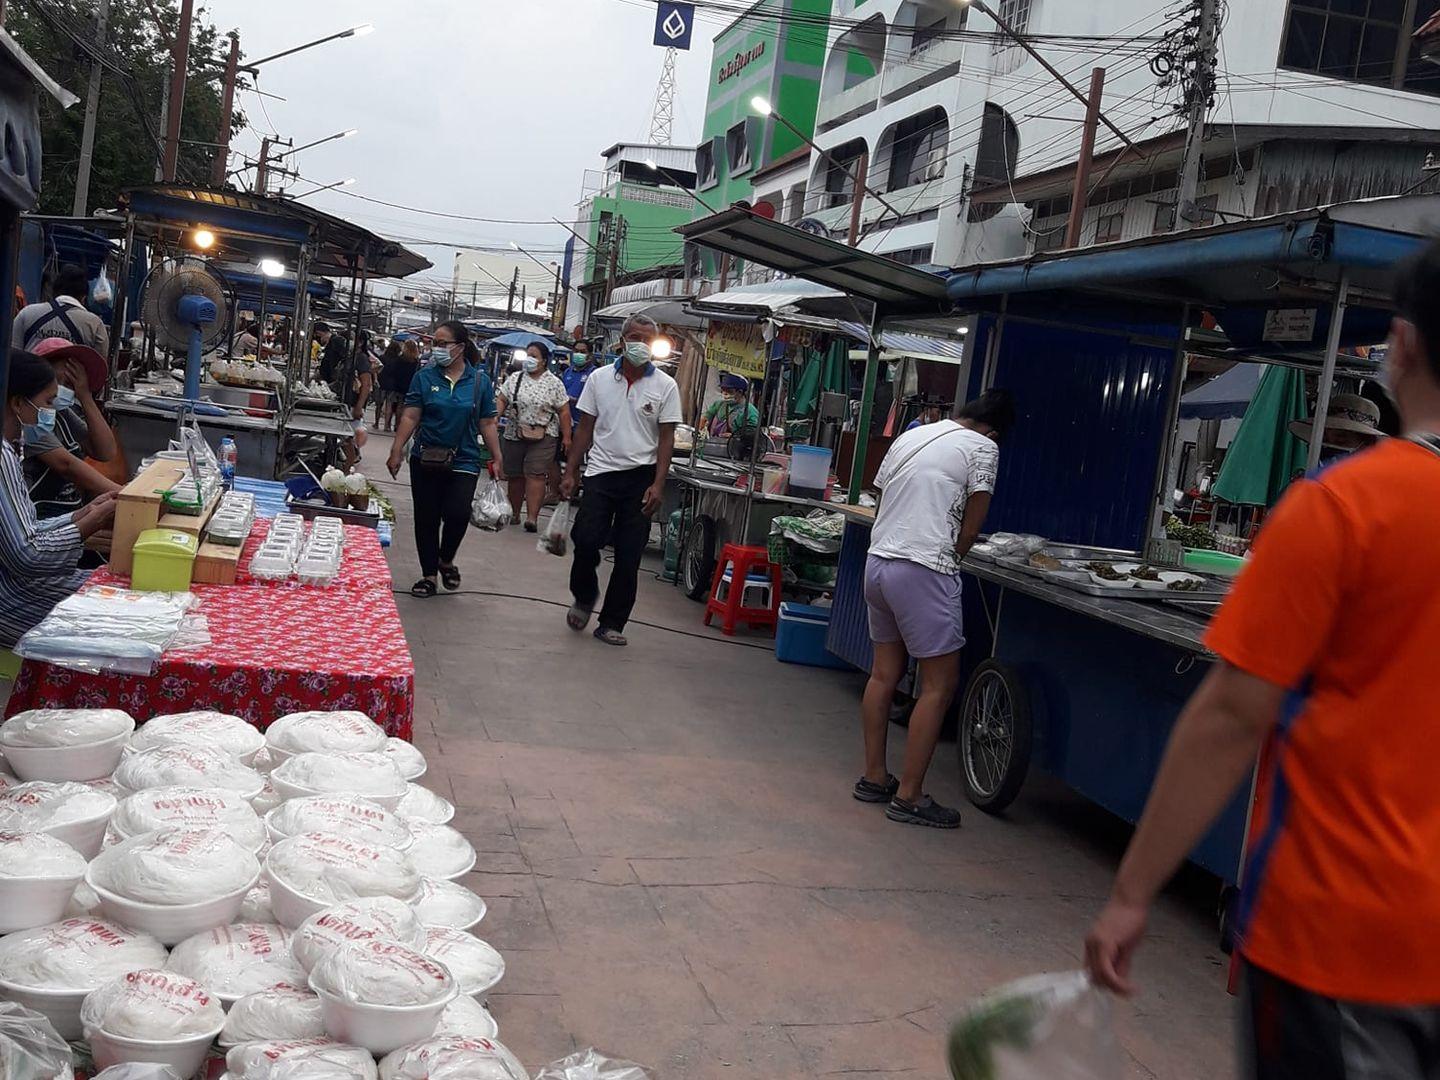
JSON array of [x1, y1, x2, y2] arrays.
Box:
[[449, 250, 561, 322], [755, 0, 1440, 270]]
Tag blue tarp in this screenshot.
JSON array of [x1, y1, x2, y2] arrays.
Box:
[[1179, 363, 1262, 420]]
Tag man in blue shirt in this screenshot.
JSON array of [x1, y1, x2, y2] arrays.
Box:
[[386, 323, 506, 597], [560, 341, 599, 429]]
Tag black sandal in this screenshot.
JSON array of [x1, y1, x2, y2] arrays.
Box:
[[410, 578, 438, 598], [438, 564, 461, 591]]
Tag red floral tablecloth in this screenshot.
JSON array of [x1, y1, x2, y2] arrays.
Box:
[[4, 524, 414, 738], [234, 520, 393, 591]]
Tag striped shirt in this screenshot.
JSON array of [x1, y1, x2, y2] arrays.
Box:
[[0, 438, 87, 648]]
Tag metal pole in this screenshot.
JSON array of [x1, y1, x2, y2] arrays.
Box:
[[507, 267, 517, 317], [1147, 304, 1191, 544], [254, 136, 271, 195], [73, 0, 110, 216], [211, 31, 240, 187], [740, 332, 771, 539], [848, 310, 882, 503], [1175, 0, 1219, 229], [1307, 274, 1349, 472], [257, 275, 269, 356], [1065, 67, 1105, 249], [161, 0, 195, 182], [847, 151, 869, 247]]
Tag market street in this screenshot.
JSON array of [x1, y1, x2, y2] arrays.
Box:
[[370, 437, 1237, 1079]]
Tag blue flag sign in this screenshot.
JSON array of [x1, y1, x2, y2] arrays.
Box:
[[654, 1, 695, 50]]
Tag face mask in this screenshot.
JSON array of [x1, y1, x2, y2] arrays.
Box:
[[570, 353, 589, 369], [19, 400, 55, 443], [623, 341, 652, 368], [521, 356, 539, 374], [54, 385, 76, 410], [431, 346, 455, 367]]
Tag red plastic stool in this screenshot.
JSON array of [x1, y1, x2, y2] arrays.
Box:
[[704, 544, 782, 636]]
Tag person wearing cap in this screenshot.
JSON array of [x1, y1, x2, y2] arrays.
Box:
[[1287, 391, 1384, 465], [12, 264, 109, 356], [700, 374, 759, 438], [1085, 239, 1440, 1075], [23, 338, 119, 520]]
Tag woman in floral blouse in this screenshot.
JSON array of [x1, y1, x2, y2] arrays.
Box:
[[496, 341, 571, 531]]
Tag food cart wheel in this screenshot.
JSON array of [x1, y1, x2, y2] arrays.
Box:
[[957, 660, 1032, 814], [680, 515, 717, 601]]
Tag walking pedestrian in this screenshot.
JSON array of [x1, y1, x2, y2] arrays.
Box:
[[380, 339, 422, 433], [375, 339, 402, 429], [386, 320, 506, 598], [560, 315, 681, 647], [495, 342, 571, 531], [1084, 241, 1440, 1077], [854, 389, 1014, 828]]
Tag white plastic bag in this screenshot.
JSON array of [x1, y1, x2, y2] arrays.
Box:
[[538, 501, 574, 557], [535, 1049, 653, 1080], [0, 1001, 73, 1080], [90, 267, 114, 307], [471, 478, 512, 531], [946, 972, 1120, 1080]]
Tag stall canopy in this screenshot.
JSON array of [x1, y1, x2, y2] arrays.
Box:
[[1179, 363, 1262, 420], [593, 297, 707, 330]]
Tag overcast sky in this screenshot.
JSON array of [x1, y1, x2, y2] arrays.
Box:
[[201, 0, 715, 292]]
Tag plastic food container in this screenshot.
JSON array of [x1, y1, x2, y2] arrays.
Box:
[[0, 833, 88, 933], [269, 752, 407, 810], [131, 529, 199, 593], [83, 971, 226, 1077], [264, 833, 420, 929], [248, 545, 295, 581], [788, 443, 833, 496], [0, 781, 117, 858], [383, 738, 427, 782], [397, 783, 454, 825], [88, 1023, 221, 1076], [128, 712, 266, 767], [412, 878, 488, 932], [0, 727, 130, 783], [308, 941, 456, 1056]]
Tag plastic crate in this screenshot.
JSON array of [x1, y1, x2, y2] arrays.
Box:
[[776, 602, 852, 670]]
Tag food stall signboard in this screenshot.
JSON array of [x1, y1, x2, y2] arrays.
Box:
[[707, 321, 767, 379], [1263, 308, 1317, 342]]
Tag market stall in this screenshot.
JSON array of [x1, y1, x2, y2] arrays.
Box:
[[680, 195, 1423, 900]]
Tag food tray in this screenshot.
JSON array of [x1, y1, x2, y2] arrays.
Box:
[[285, 495, 381, 529], [1038, 564, 1231, 601]]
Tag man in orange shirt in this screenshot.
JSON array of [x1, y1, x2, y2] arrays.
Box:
[[1085, 242, 1440, 1076]]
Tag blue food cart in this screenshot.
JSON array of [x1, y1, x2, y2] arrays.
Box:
[[679, 196, 1426, 900]]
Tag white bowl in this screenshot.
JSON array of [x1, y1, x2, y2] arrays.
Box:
[[266, 868, 418, 931], [0, 979, 88, 1039], [88, 1020, 225, 1076], [0, 872, 86, 933], [86, 868, 260, 946], [42, 804, 114, 859], [3, 729, 130, 782], [269, 772, 403, 812], [309, 980, 456, 1056]]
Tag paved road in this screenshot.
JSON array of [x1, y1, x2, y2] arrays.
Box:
[[370, 435, 1237, 1079]]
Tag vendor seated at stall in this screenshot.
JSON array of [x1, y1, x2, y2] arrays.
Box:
[[234, 320, 278, 359], [23, 338, 120, 520], [700, 374, 759, 437], [1, 350, 115, 648]]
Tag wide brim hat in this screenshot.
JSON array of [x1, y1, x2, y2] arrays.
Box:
[[1288, 393, 1383, 448]]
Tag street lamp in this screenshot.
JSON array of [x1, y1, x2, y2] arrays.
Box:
[[245, 25, 375, 71], [643, 158, 718, 214], [508, 241, 555, 276], [289, 177, 357, 200], [258, 258, 285, 278], [253, 130, 358, 194]]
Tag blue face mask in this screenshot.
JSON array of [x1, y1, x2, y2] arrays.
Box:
[[569, 352, 589, 369], [521, 356, 539, 374], [623, 342, 652, 368], [54, 385, 76, 411], [20, 400, 56, 443], [431, 346, 455, 367]]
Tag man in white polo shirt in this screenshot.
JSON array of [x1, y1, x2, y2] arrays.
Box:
[[560, 314, 682, 646]]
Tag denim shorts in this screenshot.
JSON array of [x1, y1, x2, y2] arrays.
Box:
[[863, 554, 965, 658]]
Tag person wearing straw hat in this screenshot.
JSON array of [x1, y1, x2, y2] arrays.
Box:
[[1287, 392, 1384, 462]]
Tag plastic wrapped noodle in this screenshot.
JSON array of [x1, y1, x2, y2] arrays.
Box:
[[292, 897, 426, 972], [265, 712, 387, 757], [412, 877, 487, 930], [129, 711, 265, 763], [239, 878, 275, 922], [0, 781, 115, 830], [383, 737, 428, 780], [0, 1001, 73, 1080], [0, 919, 168, 992], [111, 786, 266, 851], [114, 745, 263, 800], [946, 971, 1120, 1080], [422, 928, 504, 1000], [265, 832, 420, 908], [90, 827, 258, 904], [226, 1037, 379, 1080], [434, 993, 499, 1040], [534, 1050, 653, 1080], [80, 969, 224, 1040], [309, 939, 454, 1007], [0, 831, 87, 878], [271, 752, 406, 803], [378, 1036, 528, 1080], [220, 985, 325, 1046], [166, 923, 304, 1002], [1, 708, 134, 748], [397, 783, 454, 825], [265, 796, 412, 849], [406, 821, 475, 880]]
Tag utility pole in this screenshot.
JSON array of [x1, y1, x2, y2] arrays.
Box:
[[551, 263, 562, 331], [605, 218, 624, 306], [211, 31, 240, 187], [846, 151, 870, 247], [470, 281, 477, 317], [72, 0, 110, 216], [254, 136, 272, 194], [507, 268, 518, 318], [161, 0, 195, 182], [1174, 0, 1219, 230], [1064, 67, 1106, 248]]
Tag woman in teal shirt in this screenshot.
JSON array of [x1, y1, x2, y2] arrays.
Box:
[[701, 373, 759, 437], [387, 320, 506, 597]]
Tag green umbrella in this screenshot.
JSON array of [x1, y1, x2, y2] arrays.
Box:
[[1212, 365, 1309, 507], [791, 339, 850, 417]]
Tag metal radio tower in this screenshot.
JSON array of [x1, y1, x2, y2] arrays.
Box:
[[649, 47, 677, 145]]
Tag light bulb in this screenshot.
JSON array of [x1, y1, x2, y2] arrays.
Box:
[[192, 229, 216, 250], [750, 96, 773, 116], [258, 258, 285, 278]]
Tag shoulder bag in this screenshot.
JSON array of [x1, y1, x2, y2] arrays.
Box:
[[510, 373, 548, 442]]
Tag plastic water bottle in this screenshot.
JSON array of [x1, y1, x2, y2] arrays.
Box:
[[218, 436, 237, 489]]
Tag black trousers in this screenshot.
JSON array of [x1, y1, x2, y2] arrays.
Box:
[[569, 465, 654, 632], [410, 467, 479, 577]]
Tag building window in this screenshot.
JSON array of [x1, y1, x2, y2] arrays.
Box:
[[969, 104, 1020, 222], [1031, 226, 1065, 254], [824, 140, 867, 208], [1280, 0, 1440, 95], [882, 244, 934, 266], [911, 13, 949, 55], [885, 107, 948, 191], [727, 122, 752, 176], [1094, 211, 1124, 244], [993, 0, 1032, 48], [696, 142, 717, 189], [787, 183, 807, 223]]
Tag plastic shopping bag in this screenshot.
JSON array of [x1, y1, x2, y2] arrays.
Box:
[[471, 478, 512, 531], [535, 1048, 653, 1080], [947, 972, 1120, 1080], [89, 266, 114, 306], [0, 1001, 73, 1080], [538, 500, 574, 557]]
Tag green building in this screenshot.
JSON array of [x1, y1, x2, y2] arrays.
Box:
[[692, 0, 834, 274], [573, 142, 696, 325]]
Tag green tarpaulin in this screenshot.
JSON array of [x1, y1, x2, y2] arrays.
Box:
[[1212, 366, 1309, 507], [791, 339, 850, 418]]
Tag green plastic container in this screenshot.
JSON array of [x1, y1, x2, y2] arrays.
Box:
[[1183, 548, 1245, 577]]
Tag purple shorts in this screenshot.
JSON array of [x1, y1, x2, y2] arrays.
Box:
[[864, 555, 965, 658]]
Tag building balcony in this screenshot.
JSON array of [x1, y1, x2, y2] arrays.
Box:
[[804, 180, 952, 238], [881, 36, 965, 100], [590, 182, 693, 211], [817, 77, 880, 132]]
